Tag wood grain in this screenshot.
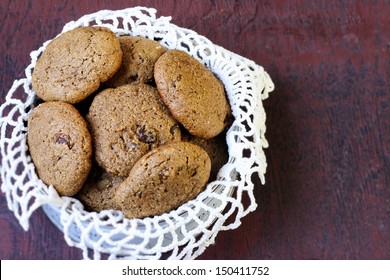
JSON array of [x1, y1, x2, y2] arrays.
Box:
[[1, 0, 389, 259]]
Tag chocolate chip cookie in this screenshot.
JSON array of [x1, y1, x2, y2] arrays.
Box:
[[27, 101, 92, 196], [115, 142, 211, 219], [87, 83, 181, 177], [154, 50, 231, 139], [105, 36, 167, 87], [76, 165, 124, 212], [182, 131, 228, 181], [32, 26, 122, 104]]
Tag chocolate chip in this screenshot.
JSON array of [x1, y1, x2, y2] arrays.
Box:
[[53, 133, 73, 149], [136, 125, 156, 144], [169, 124, 180, 135], [129, 74, 138, 82]]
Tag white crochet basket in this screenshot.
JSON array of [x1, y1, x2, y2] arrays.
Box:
[[0, 7, 274, 259]]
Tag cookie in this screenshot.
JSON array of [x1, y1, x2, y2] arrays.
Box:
[[182, 131, 228, 181], [27, 101, 92, 196], [76, 165, 124, 212], [32, 26, 122, 104], [115, 142, 211, 219], [105, 36, 167, 87], [154, 50, 231, 139], [87, 83, 181, 177]]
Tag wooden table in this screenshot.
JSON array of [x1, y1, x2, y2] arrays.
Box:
[[1, 0, 389, 260]]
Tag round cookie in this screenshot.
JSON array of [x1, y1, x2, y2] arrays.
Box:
[[32, 26, 122, 104], [182, 131, 228, 181], [115, 142, 211, 219], [87, 83, 181, 177], [77, 165, 124, 212], [27, 101, 92, 196], [105, 36, 167, 87], [154, 49, 231, 139]]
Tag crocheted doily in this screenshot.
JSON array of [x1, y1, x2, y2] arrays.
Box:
[[0, 7, 274, 259]]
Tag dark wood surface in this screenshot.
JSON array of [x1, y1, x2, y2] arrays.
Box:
[[1, 0, 389, 260]]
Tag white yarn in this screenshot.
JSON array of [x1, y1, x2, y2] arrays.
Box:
[[0, 7, 274, 259]]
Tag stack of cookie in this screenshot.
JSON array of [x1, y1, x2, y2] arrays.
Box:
[[28, 26, 231, 219]]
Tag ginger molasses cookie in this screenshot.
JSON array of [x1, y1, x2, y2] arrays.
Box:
[[27, 101, 92, 196], [182, 131, 228, 181], [87, 83, 181, 177], [32, 26, 122, 104], [115, 142, 211, 219], [105, 36, 167, 87], [154, 50, 231, 139], [77, 165, 124, 212]]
